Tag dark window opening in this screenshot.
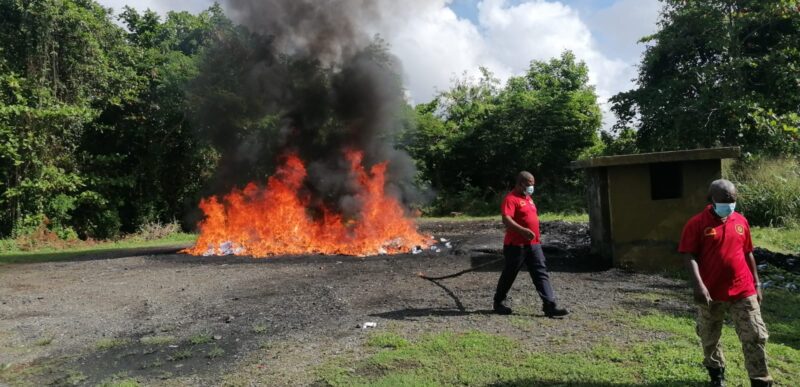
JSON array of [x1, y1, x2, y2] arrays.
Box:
[[650, 162, 683, 200]]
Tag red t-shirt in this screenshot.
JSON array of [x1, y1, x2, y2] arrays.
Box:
[[501, 191, 540, 246], [678, 205, 756, 301]]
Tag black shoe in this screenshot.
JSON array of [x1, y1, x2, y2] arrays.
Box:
[[493, 299, 512, 315], [543, 304, 569, 318], [707, 367, 725, 387], [749, 379, 772, 387]]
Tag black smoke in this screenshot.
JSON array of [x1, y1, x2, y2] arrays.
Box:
[[188, 0, 426, 222]]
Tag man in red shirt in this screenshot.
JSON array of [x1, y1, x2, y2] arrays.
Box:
[[679, 179, 771, 387], [493, 171, 568, 318]]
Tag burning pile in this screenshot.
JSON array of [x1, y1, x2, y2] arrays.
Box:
[[184, 150, 431, 257], [183, 0, 431, 257]]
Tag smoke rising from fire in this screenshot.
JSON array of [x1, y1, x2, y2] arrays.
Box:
[[189, 0, 427, 221]]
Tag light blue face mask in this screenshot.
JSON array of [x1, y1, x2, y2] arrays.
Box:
[[524, 185, 535, 196], [713, 202, 736, 217]]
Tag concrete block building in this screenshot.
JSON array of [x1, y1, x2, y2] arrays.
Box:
[[571, 147, 741, 270]]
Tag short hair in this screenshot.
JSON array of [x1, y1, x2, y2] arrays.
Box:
[[516, 171, 534, 185], [708, 179, 737, 202]]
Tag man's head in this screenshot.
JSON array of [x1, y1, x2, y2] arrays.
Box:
[[707, 179, 737, 203], [515, 171, 535, 195], [707, 179, 737, 218]]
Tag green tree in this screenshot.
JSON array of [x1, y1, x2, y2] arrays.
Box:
[[611, 0, 800, 155], [75, 6, 225, 237], [404, 52, 602, 214], [0, 0, 228, 239], [0, 0, 138, 238]]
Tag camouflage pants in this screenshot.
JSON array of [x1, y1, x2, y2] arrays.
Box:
[[696, 295, 771, 382]]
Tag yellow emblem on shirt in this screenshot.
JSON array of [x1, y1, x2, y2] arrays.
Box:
[[735, 224, 745, 235]]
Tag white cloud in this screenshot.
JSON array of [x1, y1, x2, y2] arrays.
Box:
[[98, 0, 212, 17], [98, 0, 661, 129], [371, 0, 643, 129]]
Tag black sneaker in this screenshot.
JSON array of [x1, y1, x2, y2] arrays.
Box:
[[493, 299, 512, 315], [707, 366, 725, 387], [749, 378, 772, 387], [543, 304, 569, 318]]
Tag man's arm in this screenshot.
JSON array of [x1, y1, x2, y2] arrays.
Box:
[[502, 215, 534, 241], [685, 254, 711, 305], [745, 251, 762, 303]]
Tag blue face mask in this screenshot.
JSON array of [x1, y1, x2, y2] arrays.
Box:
[[524, 185, 535, 196], [713, 202, 736, 217]]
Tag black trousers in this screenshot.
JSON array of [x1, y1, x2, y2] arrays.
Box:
[[494, 244, 557, 307]]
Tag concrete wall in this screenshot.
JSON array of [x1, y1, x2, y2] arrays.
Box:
[[606, 160, 721, 270], [586, 167, 612, 267]]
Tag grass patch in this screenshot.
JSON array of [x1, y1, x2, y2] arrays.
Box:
[[139, 335, 175, 346], [366, 332, 409, 349], [207, 345, 225, 359], [539, 212, 589, 223], [189, 332, 213, 345], [168, 349, 192, 362], [252, 324, 268, 335], [97, 374, 140, 387], [96, 338, 130, 351], [314, 289, 799, 387], [0, 232, 196, 264], [751, 225, 800, 254], [34, 337, 53, 346]]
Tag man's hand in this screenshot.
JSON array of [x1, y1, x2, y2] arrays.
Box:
[[520, 228, 535, 241], [757, 286, 763, 304], [693, 284, 712, 306]]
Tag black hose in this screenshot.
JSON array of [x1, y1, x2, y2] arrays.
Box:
[[417, 256, 505, 280]]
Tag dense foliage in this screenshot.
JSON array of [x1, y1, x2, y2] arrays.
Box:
[[1, 0, 798, 240], [609, 0, 800, 155], [402, 53, 602, 214], [0, 0, 224, 238]]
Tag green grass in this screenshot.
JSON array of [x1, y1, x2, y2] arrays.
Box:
[[97, 373, 140, 387], [34, 337, 53, 346], [751, 225, 800, 254], [189, 332, 213, 345], [139, 335, 176, 346], [314, 290, 800, 387], [0, 232, 196, 264], [207, 345, 225, 359], [168, 349, 193, 362], [252, 324, 268, 335], [95, 338, 130, 351]]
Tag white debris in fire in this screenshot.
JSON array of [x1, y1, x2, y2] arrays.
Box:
[[203, 241, 245, 256]]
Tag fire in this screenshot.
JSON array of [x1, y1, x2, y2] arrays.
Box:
[[183, 150, 431, 257]]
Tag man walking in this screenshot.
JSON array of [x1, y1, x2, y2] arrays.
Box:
[[679, 179, 772, 387], [493, 171, 568, 318]]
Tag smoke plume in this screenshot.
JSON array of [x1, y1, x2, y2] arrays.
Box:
[[189, 0, 426, 221]]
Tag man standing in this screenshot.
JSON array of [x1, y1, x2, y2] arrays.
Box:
[[493, 171, 568, 318], [679, 179, 772, 387]]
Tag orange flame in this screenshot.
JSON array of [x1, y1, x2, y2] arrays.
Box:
[[183, 150, 431, 257]]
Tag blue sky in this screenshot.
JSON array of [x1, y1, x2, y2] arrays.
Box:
[[451, 0, 620, 23], [99, 0, 663, 128]]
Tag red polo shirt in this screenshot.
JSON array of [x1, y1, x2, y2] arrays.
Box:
[[678, 205, 756, 301], [501, 191, 540, 246]]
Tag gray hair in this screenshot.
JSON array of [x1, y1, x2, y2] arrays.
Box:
[[516, 171, 534, 185], [708, 179, 737, 202]]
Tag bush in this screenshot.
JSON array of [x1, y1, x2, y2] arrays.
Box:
[[729, 157, 800, 227], [134, 220, 182, 241], [424, 185, 501, 217]]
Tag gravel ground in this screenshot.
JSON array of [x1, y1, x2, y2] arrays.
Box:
[[0, 220, 707, 385]]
